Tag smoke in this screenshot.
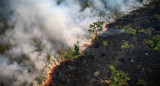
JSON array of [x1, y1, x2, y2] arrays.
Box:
[[0, 0, 149, 85]]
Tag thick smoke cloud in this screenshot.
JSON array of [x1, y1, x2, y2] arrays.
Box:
[[0, 0, 148, 85]]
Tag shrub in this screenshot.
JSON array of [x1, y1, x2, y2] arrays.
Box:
[[152, 36, 159, 46], [145, 35, 159, 47], [121, 41, 134, 51], [145, 40, 154, 47], [114, 25, 122, 29], [64, 50, 76, 59], [123, 25, 131, 30], [109, 66, 130, 86], [139, 29, 146, 33], [103, 41, 108, 46], [154, 44, 160, 52], [123, 25, 136, 35], [64, 44, 81, 59], [137, 79, 147, 86], [145, 35, 160, 53], [139, 29, 151, 36], [125, 28, 136, 35]]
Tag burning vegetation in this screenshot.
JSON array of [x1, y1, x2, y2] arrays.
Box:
[[0, 0, 159, 86], [44, 0, 160, 86]]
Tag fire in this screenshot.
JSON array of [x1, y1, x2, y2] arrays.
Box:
[[42, 62, 59, 86], [42, 59, 71, 86], [42, 2, 152, 85], [43, 23, 108, 86]]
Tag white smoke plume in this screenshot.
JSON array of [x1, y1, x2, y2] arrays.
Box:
[[0, 0, 149, 85]]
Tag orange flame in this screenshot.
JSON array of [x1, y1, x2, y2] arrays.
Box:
[[42, 59, 71, 86], [43, 23, 108, 86], [43, 2, 152, 85]]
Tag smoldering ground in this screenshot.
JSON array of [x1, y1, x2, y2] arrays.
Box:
[[0, 0, 149, 85]]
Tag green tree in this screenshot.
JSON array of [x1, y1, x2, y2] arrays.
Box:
[[109, 66, 129, 86], [103, 40, 108, 46], [74, 44, 80, 55], [64, 50, 75, 59], [123, 25, 137, 35], [121, 41, 134, 51], [88, 21, 104, 38], [64, 43, 80, 59], [136, 28, 139, 33], [145, 35, 160, 53], [152, 35, 159, 47]]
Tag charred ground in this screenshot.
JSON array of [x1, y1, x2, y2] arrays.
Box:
[[48, 0, 160, 86]]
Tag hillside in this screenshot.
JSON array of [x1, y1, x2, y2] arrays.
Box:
[[47, 0, 160, 86]]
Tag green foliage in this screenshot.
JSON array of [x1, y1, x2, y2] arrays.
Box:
[[123, 26, 151, 36], [145, 35, 159, 47], [139, 29, 151, 36], [64, 50, 76, 59], [114, 25, 122, 29], [109, 66, 130, 86], [145, 35, 160, 52], [137, 79, 147, 86], [64, 44, 81, 59], [145, 40, 154, 47], [152, 36, 159, 46], [154, 45, 160, 52], [136, 28, 139, 33], [74, 44, 80, 55], [103, 40, 108, 46], [121, 41, 134, 51], [88, 21, 104, 36], [123, 25, 137, 35], [139, 29, 146, 33]]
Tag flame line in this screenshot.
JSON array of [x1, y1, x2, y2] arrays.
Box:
[[43, 5, 149, 83], [43, 5, 147, 84], [43, 2, 152, 85], [42, 23, 108, 86]]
